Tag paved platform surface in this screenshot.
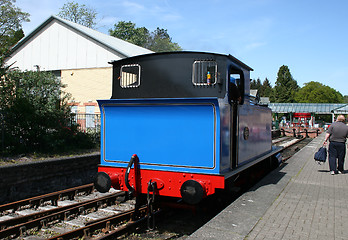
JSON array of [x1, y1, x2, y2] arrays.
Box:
[[188, 134, 348, 240]]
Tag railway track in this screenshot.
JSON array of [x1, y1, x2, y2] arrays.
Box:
[[0, 184, 160, 239], [272, 136, 310, 161], [0, 137, 312, 240], [116, 136, 314, 240]]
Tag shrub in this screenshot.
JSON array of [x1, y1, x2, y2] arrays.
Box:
[[0, 69, 96, 155]]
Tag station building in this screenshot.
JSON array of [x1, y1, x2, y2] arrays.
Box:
[[4, 15, 152, 119], [268, 102, 348, 128]]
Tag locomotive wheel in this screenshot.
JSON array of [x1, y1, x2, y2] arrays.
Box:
[[180, 180, 204, 205], [94, 172, 111, 193]]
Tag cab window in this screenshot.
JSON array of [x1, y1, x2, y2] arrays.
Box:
[[229, 71, 243, 104], [192, 60, 217, 85], [120, 64, 141, 88]]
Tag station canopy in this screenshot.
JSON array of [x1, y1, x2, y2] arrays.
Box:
[[268, 103, 348, 114]]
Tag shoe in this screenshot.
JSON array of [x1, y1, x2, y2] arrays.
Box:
[[330, 171, 335, 175], [338, 171, 343, 174]]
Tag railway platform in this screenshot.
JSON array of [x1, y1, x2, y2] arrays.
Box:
[[188, 133, 348, 240]]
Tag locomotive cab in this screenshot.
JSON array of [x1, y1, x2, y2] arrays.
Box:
[[95, 51, 280, 204]]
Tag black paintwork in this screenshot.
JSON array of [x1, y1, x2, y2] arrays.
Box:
[[110, 51, 252, 99]]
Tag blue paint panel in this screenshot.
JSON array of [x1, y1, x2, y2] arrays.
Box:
[[99, 99, 219, 173]]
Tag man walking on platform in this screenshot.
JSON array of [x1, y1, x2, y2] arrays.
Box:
[[324, 115, 348, 175]]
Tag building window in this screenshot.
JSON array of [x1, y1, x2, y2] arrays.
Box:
[[71, 105, 78, 114], [120, 64, 141, 88], [192, 60, 217, 86], [86, 105, 95, 128]]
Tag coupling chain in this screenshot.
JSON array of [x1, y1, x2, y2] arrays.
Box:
[[147, 179, 157, 230]]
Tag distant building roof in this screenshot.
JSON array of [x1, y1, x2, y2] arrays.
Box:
[[250, 89, 258, 98], [269, 103, 348, 114], [260, 97, 270, 104], [9, 15, 153, 59], [332, 104, 348, 113], [5, 15, 154, 71]]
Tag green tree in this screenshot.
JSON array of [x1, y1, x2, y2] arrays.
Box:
[[0, 70, 94, 154], [0, 0, 29, 62], [273, 65, 299, 103], [250, 78, 262, 90], [344, 95, 348, 103], [294, 81, 344, 103], [147, 27, 182, 52], [260, 78, 274, 100], [109, 21, 149, 47], [58, 1, 97, 28], [109, 21, 182, 52]]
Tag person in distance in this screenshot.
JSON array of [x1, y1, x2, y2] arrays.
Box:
[[324, 115, 348, 175]]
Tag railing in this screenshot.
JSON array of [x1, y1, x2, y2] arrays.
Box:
[[280, 128, 321, 138], [0, 112, 102, 154], [72, 113, 101, 132]]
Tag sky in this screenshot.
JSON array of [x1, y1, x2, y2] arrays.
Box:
[[15, 0, 348, 96]]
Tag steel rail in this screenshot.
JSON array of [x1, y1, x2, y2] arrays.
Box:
[[272, 136, 290, 144], [47, 206, 148, 240], [0, 191, 125, 239], [280, 136, 307, 162], [95, 208, 162, 240], [0, 190, 124, 230], [281, 136, 306, 150], [0, 183, 94, 213]]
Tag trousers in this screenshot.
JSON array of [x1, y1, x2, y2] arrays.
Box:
[[328, 141, 346, 172]]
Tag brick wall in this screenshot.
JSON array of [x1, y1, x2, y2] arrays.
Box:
[[0, 154, 100, 204], [61, 67, 112, 114]]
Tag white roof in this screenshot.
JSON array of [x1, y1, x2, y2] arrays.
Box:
[[53, 16, 153, 57], [5, 15, 153, 71]]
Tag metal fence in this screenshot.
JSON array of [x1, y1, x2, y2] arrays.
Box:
[[1, 111, 4, 153], [72, 113, 101, 133], [0, 112, 101, 153]]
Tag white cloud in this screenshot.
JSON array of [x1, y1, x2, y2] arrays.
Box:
[[121, 1, 146, 12], [245, 42, 267, 51], [149, 5, 182, 22]]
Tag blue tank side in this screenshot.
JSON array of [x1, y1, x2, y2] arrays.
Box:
[[238, 103, 272, 165], [98, 100, 105, 169], [218, 97, 231, 173], [97, 98, 221, 175]]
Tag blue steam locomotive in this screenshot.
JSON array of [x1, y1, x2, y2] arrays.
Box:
[[94, 52, 281, 204]]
